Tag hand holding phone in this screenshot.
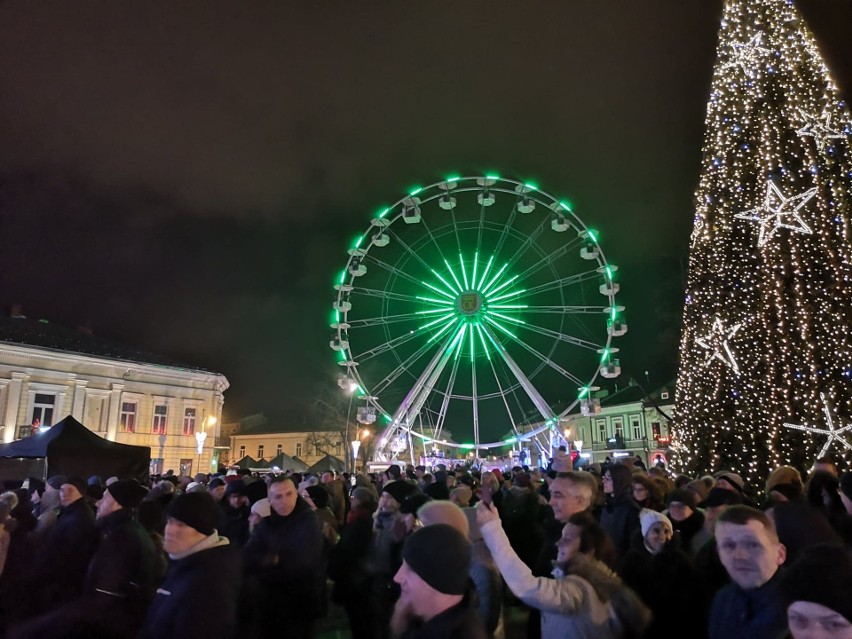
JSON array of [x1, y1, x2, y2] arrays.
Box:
[[480, 483, 493, 507]]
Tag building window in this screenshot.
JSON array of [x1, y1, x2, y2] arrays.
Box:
[[652, 422, 661, 438], [152, 405, 168, 435], [276, 444, 283, 456], [629, 415, 642, 440], [150, 458, 164, 476], [258, 445, 264, 459], [595, 419, 607, 442], [295, 442, 303, 457], [179, 459, 193, 477], [612, 417, 624, 439], [183, 408, 197, 435], [119, 402, 137, 433], [661, 391, 670, 400], [32, 393, 56, 428], [239, 445, 246, 458]]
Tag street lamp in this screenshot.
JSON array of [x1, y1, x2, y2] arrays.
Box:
[[352, 428, 370, 472], [195, 415, 217, 474]]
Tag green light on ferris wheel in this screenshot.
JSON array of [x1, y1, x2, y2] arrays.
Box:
[[485, 315, 517, 339], [445, 175, 460, 183], [471, 252, 479, 290], [487, 274, 520, 297], [419, 312, 456, 331], [489, 289, 525, 304], [409, 186, 423, 196], [476, 255, 495, 290], [427, 320, 457, 344], [475, 324, 492, 361], [459, 254, 470, 289], [377, 207, 390, 219], [421, 280, 455, 300], [430, 269, 459, 296], [559, 200, 573, 212], [469, 325, 476, 362], [485, 173, 500, 181], [481, 263, 509, 296], [444, 259, 465, 293]]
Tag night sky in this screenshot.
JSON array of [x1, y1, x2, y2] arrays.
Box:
[[1, 1, 851, 425]]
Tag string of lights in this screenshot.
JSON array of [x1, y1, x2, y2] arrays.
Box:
[[673, 0, 852, 485]]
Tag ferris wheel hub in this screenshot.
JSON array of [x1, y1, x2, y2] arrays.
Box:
[[457, 290, 484, 317]]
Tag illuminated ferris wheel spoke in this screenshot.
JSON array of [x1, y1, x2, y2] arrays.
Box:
[[495, 305, 608, 315], [488, 312, 602, 352], [346, 310, 439, 330], [371, 332, 451, 396], [480, 323, 557, 425], [483, 316, 585, 386], [521, 269, 602, 297], [350, 287, 428, 305], [354, 323, 444, 362], [432, 344, 463, 441], [512, 236, 585, 285]]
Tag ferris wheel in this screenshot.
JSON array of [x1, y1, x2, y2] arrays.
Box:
[[330, 175, 625, 462]]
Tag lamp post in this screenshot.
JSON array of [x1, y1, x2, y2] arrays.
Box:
[[351, 428, 370, 472], [195, 415, 217, 475]]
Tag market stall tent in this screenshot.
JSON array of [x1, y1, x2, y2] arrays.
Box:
[[0, 415, 150, 483]]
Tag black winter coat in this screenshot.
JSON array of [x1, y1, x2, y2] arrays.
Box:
[[600, 494, 641, 560], [140, 539, 241, 639], [242, 498, 324, 623], [618, 534, 706, 639], [35, 498, 99, 609]]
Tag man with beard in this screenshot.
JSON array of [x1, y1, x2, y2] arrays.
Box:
[[391, 524, 485, 639]]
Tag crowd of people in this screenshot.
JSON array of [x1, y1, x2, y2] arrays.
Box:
[[0, 451, 850, 639]]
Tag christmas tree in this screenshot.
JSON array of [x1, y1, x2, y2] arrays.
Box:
[[673, 0, 852, 486]]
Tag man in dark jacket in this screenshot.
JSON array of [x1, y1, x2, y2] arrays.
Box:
[[218, 479, 250, 547], [140, 492, 241, 639], [9, 479, 161, 639], [33, 477, 99, 612], [708, 506, 787, 639], [243, 475, 324, 639], [328, 487, 379, 639], [391, 524, 486, 639]]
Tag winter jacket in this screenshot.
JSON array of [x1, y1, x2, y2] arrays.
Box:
[[666, 507, 708, 556], [708, 570, 787, 639], [35, 497, 99, 609], [81, 508, 160, 633], [243, 497, 324, 623], [140, 536, 240, 639], [218, 502, 250, 547], [328, 507, 373, 605], [480, 519, 650, 639], [600, 495, 641, 560], [618, 534, 705, 639], [399, 589, 488, 639]]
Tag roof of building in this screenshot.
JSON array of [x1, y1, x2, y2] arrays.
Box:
[[0, 315, 217, 373], [235, 413, 341, 435]]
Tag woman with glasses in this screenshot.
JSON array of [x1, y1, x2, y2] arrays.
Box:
[[600, 464, 641, 560]]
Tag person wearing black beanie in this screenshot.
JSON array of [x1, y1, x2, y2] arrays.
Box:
[[780, 544, 852, 638], [392, 524, 485, 638], [140, 492, 241, 639]]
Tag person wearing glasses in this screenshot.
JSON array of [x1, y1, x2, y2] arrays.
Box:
[[600, 465, 641, 560]]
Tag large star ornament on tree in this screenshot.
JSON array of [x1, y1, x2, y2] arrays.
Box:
[[695, 317, 742, 375], [722, 32, 771, 78], [796, 108, 847, 151], [735, 182, 817, 247], [783, 393, 852, 458]]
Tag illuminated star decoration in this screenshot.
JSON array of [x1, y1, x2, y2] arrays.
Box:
[[722, 32, 770, 78], [734, 182, 817, 247], [783, 393, 852, 458], [695, 317, 742, 375], [796, 108, 846, 151]]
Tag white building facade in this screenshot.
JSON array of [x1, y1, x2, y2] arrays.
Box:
[[0, 329, 228, 477]]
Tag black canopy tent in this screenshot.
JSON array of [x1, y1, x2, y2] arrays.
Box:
[[306, 454, 346, 474], [0, 415, 150, 483]]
